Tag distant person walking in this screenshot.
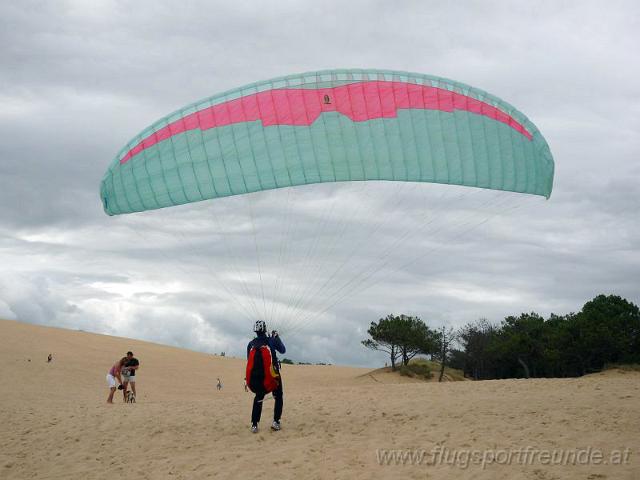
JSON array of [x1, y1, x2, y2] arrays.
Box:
[[216, 378, 223, 390], [107, 357, 126, 404], [121, 351, 140, 401], [246, 321, 285, 433]]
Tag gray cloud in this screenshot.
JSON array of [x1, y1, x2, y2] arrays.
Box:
[[1, 0, 638, 367]]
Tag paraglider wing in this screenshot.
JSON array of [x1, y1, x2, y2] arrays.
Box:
[[100, 69, 554, 215]]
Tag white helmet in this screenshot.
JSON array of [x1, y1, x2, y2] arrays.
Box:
[[254, 320, 267, 333]]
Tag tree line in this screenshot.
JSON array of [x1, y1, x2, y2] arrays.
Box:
[[361, 314, 455, 381], [362, 294, 640, 380]]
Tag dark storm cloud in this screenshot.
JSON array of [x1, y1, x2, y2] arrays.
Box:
[[0, 0, 638, 366]]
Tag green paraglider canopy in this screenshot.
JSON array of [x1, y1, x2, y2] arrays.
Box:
[[100, 69, 554, 216], [100, 70, 555, 335]]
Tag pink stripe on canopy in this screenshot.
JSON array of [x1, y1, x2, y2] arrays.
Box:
[[120, 81, 532, 165]]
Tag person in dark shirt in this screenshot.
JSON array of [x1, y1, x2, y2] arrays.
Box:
[[122, 351, 140, 401], [247, 320, 285, 433]]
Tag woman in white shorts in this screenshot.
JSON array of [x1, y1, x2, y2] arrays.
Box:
[[106, 358, 126, 403]]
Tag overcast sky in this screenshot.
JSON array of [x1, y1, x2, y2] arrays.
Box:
[[1, 0, 638, 366]]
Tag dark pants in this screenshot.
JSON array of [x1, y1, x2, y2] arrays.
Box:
[[251, 377, 283, 425]]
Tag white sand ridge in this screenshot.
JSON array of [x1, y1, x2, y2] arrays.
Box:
[[1, 319, 638, 479]]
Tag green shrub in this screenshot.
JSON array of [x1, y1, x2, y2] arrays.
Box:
[[398, 362, 432, 380], [604, 363, 640, 372]]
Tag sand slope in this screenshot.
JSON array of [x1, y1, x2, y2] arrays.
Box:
[[1, 319, 638, 479]]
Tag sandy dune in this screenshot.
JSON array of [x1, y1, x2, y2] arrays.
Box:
[[0, 319, 638, 479]]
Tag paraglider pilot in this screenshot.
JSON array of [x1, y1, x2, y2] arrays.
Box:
[[246, 321, 285, 433]]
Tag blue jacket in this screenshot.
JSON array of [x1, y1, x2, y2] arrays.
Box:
[[247, 333, 286, 370]]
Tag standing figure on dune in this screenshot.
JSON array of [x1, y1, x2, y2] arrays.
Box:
[[121, 351, 139, 402], [246, 321, 285, 433]]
